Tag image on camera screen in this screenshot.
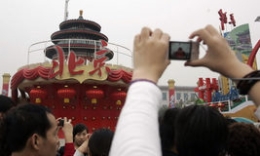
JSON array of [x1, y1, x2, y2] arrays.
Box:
[[169, 41, 192, 60]]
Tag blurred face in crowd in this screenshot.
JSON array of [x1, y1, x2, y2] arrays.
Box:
[[74, 129, 88, 147]]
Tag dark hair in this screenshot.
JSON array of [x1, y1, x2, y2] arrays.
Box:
[[0, 95, 15, 113], [175, 105, 228, 156], [225, 116, 237, 126], [225, 123, 260, 156], [0, 103, 52, 156], [159, 107, 181, 150], [73, 123, 88, 141], [57, 146, 65, 156], [88, 128, 114, 156]]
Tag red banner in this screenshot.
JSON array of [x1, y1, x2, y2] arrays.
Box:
[[2, 83, 9, 96]]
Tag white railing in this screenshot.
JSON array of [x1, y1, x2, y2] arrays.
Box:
[[26, 39, 133, 68]]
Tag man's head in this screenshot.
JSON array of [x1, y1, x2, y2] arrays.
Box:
[[0, 95, 15, 119], [0, 103, 59, 156], [73, 123, 88, 148], [175, 105, 228, 156], [178, 47, 183, 51]]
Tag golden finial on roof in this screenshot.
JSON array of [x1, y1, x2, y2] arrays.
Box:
[[80, 10, 83, 16], [78, 10, 83, 19]]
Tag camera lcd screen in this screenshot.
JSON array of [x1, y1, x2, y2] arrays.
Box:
[[169, 41, 192, 60]]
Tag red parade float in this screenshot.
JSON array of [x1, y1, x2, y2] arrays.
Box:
[[10, 11, 132, 132]]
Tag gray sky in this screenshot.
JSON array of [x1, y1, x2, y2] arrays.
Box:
[[0, 0, 260, 92]]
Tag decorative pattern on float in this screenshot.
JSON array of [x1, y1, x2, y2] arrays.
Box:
[[11, 66, 132, 89]]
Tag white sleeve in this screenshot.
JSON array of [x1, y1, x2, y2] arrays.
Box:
[[109, 81, 162, 156], [73, 149, 84, 156]]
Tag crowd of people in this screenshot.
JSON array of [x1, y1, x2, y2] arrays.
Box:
[[0, 24, 260, 156], [109, 25, 260, 156]]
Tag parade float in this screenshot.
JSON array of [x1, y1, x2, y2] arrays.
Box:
[[10, 10, 132, 132], [194, 9, 260, 122]]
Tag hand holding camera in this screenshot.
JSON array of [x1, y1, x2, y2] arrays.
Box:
[[57, 117, 73, 142]]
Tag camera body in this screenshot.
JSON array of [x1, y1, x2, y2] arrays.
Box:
[[58, 118, 64, 127], [169, 41, 199, 61]]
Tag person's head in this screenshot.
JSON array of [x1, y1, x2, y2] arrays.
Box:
[[224, 122, 260, 156], [88, 128, 114, 156], [175, 105, 228, 156], [0, 95, 15, 119], [0, 103, 59, 156], [159, 107, 181, 152], [73, 123, 88, 148]]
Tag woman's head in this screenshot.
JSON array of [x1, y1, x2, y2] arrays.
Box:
[[175, 105, 228, 156], [225, 122, 260, 156], [88, 128, 114, 156]]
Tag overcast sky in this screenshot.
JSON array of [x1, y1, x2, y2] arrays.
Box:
[[0, 0, 260, 93]]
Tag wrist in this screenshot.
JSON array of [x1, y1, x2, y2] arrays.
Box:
[[227, 61, 254, 83], [78, 143, 88, 153], [132, 70, 159, 84], [236, 70, 260, 95], [64, 133, 73, 143]]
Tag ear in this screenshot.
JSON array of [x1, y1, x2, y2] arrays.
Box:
[[30, 133, 42, 150]]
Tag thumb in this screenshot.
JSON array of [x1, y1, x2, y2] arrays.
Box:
[[184, 59, 204, 67]]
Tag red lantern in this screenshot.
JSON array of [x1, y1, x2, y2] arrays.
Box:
[[86, 87, 104, 104], [57, 85, 76, 103], [111, 89, 127, 105], [29, 86, 47, 104]]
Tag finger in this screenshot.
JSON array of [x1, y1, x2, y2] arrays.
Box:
[[87, 134, 91, 138], [166, 60, 171, 66], [196, 37, 202, 43], [64, 117, 67, 121], [134, 34, 141, 46], [140, 27, 152, 41], [68, 119, 72, 123], [205, 25, 219, 35], [161, 33, 170, 43], [152, 28, 163, 39], [189, 35, 202, 43], [189, 28, 211, 42], [184, 58, 205, 67], [189, 29, 201, 39]]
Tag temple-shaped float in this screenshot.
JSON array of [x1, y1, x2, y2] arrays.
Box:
[[10, 11, 132, 132]]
